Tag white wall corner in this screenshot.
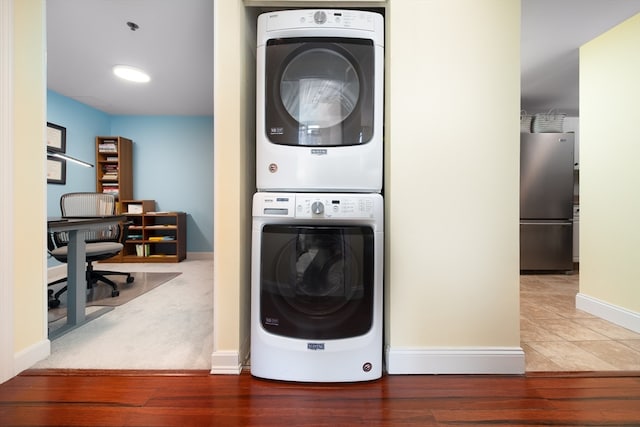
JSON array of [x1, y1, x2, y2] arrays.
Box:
[[576, 293, 640, 333], [211, 350, 243, 375], [14, 339, 50, 376], [385, 347, 525, 375], [0, 0, 15, 385]]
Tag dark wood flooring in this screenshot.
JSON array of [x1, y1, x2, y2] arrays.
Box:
[[1, 370, 640, 426]]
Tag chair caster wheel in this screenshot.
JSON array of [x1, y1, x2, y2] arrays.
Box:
[[126, 276, 134, 283], [112, 290, 120, 297], [49, 299, 61, 309]]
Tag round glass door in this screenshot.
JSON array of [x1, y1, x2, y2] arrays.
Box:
[[280, 48, 360, 130], [260, 225, 374, 340], [264, 37, 375, 146]]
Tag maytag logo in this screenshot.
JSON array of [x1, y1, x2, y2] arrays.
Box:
[[310, 149, 327, 156], [307, 343, 325, 351]]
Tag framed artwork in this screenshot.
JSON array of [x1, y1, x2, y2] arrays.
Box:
[[46, 122, 66, 153], [47, 156, 66, 185]]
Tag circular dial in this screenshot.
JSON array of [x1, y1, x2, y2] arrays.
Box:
[[311, 201, 324, 215], [314, 11, 327, 24]]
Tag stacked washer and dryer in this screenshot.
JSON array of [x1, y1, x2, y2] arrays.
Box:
[[251, 9, 384, 382]]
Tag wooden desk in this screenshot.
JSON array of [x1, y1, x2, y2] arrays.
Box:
[[47, 215, 125, 339]]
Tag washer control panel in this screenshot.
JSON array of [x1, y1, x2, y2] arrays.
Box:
[[254, 193, 377, 219], [295, 195, 375, 219]]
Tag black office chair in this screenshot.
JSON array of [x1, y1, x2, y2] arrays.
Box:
[[47, 192, 134, 308]]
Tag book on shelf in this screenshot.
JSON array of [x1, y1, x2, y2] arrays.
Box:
[[101, 185, 119, 196], [98, 142, 117, 153], [148, 236, 175, 241]]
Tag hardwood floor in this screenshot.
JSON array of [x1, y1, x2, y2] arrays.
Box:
[[1, 370, 640, 426]]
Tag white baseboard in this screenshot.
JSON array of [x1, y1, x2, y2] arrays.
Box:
[[14, 339, 50, 375], [210, 350, 243, 375], [576, 293, 640, 333], [385, 346, 525, 375]]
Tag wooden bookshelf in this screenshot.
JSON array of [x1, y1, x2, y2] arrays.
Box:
[[118, 211, 187, 263], [95, 136, 133, 212]]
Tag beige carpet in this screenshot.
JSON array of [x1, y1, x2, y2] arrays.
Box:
[[48, 272, 181, 325], [33, 257, 212, 370]]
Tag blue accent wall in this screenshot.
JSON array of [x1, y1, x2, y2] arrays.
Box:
[[110, 115, 214, 253], [47, 90, 214, 258], [47, 90, 110, 214]]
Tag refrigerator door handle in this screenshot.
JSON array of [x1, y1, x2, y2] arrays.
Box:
[[520, 221, 572, 226]]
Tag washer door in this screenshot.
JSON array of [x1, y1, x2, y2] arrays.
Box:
[[260, 225, 374, 340], [264, 37, 375, 147]]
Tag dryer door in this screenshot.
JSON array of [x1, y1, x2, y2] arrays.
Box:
[[264, 37, 375, 147], [260, 224, 374, 340]]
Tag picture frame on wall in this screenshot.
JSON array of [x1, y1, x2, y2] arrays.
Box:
[[47, 156, 66, 185], [46, 122, 66, 153]]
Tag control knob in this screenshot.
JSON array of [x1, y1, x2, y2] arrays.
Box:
[[314, 11, 327, 24], [311, 201, 324, 215]]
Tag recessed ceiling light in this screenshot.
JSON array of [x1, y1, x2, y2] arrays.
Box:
[[113, 65, 150, 83]]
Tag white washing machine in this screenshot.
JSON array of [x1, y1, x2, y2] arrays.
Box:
[[256, 9, 384, 193], [251, 192, 384, 382]]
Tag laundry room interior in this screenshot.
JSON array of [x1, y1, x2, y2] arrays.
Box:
[[212, 1, 640, 377], [6, 0, 639, 382]]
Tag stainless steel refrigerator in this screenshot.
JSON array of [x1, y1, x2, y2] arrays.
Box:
[[520, 132, 575, 271]]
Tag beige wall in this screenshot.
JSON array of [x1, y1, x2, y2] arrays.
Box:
[[211, 1, 256, 372], [578, 13, 640, 322], [7, 0, 47, 372], [385, 0, 522, 373]]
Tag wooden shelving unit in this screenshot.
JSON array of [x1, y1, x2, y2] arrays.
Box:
[[113, 200, 186, 263], [95, 136, 133, 212]]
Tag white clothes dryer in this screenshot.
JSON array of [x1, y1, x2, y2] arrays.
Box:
[[251, 192, 384, 382], [256, 10, 384, 193]]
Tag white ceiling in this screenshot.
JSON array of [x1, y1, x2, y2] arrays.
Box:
[[46, 1, 640, 117], [521, 0, 640, 115], [46, 0, 214, 116]]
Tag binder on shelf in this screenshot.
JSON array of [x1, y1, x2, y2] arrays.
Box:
[[135, 244, 150, 257]]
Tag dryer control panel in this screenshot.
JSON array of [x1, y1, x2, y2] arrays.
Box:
[[263, 9, 378, 32]]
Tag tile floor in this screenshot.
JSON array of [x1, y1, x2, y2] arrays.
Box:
[[520, 272, 640, 372]]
